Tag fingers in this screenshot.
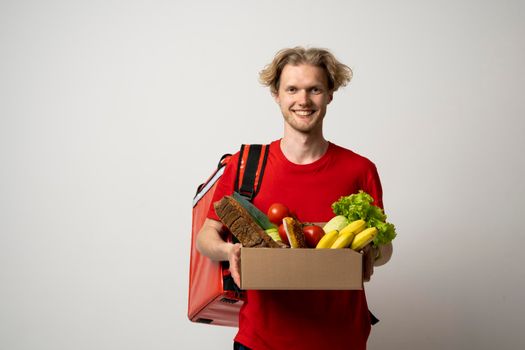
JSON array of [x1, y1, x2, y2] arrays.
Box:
[[363, 263, 374, 282], [228, 243, 242, 287], [362, 244, 375, 282], [231, 269, 241, 288]]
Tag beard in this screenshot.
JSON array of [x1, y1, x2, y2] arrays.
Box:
[[283, 111, 324, 134]]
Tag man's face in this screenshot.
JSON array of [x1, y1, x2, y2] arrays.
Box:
[[274, 64, 333, 134]]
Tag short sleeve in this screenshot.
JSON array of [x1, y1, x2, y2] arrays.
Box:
[[206, 152, 239, 221], [364, 162, 384, 210]]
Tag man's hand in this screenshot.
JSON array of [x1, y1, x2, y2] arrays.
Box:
[[362, 244, 378, 282], [196, 219, 243, 287], [228, 243, 242, 287], [362, 242, 393, 282]]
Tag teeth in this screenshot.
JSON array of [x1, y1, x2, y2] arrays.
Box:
[[294, 110, 314, 116]]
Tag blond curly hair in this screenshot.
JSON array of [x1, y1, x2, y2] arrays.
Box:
[[259, 46, 353, 94]]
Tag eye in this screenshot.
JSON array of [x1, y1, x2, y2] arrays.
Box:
[[311, 87, 322, 94], [286, 86, 297, 93]]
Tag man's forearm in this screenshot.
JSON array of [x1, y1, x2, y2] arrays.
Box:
[[196, 218, 233, 262]]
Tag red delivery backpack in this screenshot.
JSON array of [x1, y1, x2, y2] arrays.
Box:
[[188, 144, 270, 327]]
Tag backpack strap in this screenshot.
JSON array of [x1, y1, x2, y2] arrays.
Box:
[[234, 144, 270, 201], [221, 144, 269, 298]]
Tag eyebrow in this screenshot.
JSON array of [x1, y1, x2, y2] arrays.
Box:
[[284, 83, 324, 90]]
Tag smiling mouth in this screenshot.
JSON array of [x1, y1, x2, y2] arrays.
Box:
[[292, 110, 315, 116]]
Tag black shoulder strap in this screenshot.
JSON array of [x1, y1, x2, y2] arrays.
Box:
[[222, 144, 270, 295], [234, 144, 270, 202]]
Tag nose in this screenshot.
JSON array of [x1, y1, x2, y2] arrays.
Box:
[[297, 90, 310, 106]]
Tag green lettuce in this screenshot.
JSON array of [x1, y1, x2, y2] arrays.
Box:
[[332, 190, 397, 246]]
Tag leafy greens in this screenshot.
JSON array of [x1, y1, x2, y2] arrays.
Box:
[[332, 190, 397, 246]]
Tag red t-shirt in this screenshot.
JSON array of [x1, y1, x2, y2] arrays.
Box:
[[208, 139, 383, 350]]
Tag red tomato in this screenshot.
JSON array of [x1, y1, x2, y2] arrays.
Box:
[[302, 225, 325, 248], [278, 223, 289, 245], [267, 203, 290, 225]]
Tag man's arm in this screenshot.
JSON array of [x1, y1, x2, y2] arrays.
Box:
[[196, 218, 242, 287]]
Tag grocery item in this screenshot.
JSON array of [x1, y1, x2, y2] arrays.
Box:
[[214, 195, 281, 248], [315, 230, 339, 249], [332, 190, 396, 246], [323, 215, 349, 233], [282, 217, 308, 248], [350, 227, 379, 251]]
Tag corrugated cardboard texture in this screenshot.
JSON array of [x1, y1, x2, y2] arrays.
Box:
[[240, 248, 363, 290]]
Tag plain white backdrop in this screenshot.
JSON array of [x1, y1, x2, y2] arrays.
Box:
[[1, 0, 524, 349]]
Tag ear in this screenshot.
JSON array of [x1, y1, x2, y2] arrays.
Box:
[[328, 92, 333, 104], [272, 91, 280, 105]]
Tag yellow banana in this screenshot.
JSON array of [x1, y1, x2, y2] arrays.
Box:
[[330, 229, 357, 249], [339, 219, 366, 236], [315, 230, 339, 249], [350, 227, 378, 251], [328, 220, 366, 249]]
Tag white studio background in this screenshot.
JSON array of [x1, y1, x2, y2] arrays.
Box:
[[1, 1, 524, 349]]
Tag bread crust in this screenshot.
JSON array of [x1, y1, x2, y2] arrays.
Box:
[[214, 195, 280, 248], [283, 217, 308, 248]]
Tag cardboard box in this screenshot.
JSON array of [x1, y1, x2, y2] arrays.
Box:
[[240, 248, 363, 290]]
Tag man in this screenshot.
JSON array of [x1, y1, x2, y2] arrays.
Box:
[[197, 47, 393, 350]]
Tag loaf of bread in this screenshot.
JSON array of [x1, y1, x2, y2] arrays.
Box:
[[214, 195, 281, 248]]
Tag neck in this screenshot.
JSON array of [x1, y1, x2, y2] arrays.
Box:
[[280, 129, 329, 165]]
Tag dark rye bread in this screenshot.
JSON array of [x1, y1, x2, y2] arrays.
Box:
[[214, 195, 280, 248]]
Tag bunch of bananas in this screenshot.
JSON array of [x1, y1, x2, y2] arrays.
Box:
[[316, 218, 378, 250]]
